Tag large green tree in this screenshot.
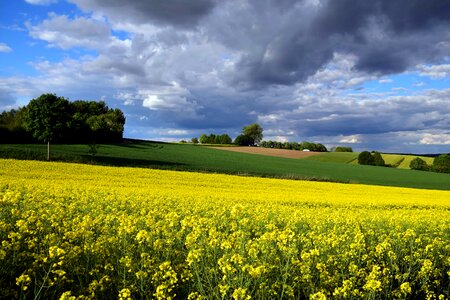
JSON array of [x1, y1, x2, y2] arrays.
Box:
[[24, 93, 70, 160], [433, 154, 450, 173], [235, 123, 263, 146], [372, 151, 385, 167], [358, 151, 375, 165], [410, 157, 428, 171]]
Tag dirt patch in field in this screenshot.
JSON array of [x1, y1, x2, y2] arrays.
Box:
[[209, 146, 322, 159]]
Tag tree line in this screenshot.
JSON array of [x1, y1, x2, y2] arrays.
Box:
[[192, 124, 264, 146], [409, 155, 450, 173], [197, 133, 232, 145], [0, 93, 125, 145], [193, 123, 328, 151], [260, 140, 327, 152]]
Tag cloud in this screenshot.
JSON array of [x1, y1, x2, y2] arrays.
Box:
[[339, 135, 361, 144], [419, 132, 450, 145], [3, 0, 450, 153], [0, 43, 12, 53], [200, 0, 450, 87], [25, 0, 58, 5], [59, 0, 450, 88], [69, 0, 217, 28], [28, 14, 112, 50], [418, 64, 450, 79]]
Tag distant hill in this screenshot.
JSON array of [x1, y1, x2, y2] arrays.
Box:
[[305, 152, 437, 170]]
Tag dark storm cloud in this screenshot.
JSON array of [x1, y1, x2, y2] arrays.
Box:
[[71, 0, 217, 27], [323, 0, 450, 73], [68, 0, 450, 87], [229, 0, 450, 86]]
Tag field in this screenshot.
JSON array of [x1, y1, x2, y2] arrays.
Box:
[[1, 159, 449, 299], [306, 152, 436, 169], [1, 141, 449, 191], [397, 155, 435, 169], [208, 146, 321, 159], [301, 152, 358, 164]]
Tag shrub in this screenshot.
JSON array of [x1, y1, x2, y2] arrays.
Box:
[[234, 134, 252, 146], [433, 154, 450, 173], [358, 151, 375, 165], [409, 157, 428, 171], [334, 147, 353, 152], [372, 151, 385, 167]]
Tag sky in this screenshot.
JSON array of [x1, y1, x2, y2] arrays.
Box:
[[1, 0, 450, 153]]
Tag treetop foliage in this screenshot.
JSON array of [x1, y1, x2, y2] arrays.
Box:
[[358, 151, 375, 165], [260, 140, 327, 152], [433, 154, 450, 173], [409, 157, 429, 171], [234, 123, 263, 146], [25, 93, 71, 143], [199, 133, 232, 144], [333, 146, 353, 152]]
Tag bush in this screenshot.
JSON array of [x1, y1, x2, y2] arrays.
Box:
[[433, 154, 450, 173], [409, 157, 428, 171], [334, 147, 353, 152], [234, 134, 252, 146], [358, 151, 375, 165], [372, 152, 385, 167]]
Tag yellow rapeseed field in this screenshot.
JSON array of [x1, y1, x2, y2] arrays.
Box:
[[0, 159, 449, 299]]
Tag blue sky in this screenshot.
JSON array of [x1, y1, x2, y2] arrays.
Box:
[[1, 0, 450, 153]]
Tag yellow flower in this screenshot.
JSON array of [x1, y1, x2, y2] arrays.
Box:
[[118, 288, 131, 300], [16, 274, 31, 291], [400, 282, 411, 295], [232, 287, 251, 300]]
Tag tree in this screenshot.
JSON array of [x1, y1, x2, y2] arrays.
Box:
[[409, 157, 428, 171], [372, 151, 385, 166], [24, 93, 70, 160], [191, 137, 199, 144], [0, 107, 33, 143], [433, 154, 450, 173], [241, 123, 263, 146], [234, 134, 252, 146], [334, 146, 353, 152], [218, 134, 232, 144], [358, 151, 375, 165], [199, 134, 208, 144]]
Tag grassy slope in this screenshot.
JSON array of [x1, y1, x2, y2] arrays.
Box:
[[397, 155, 434, 169], [1, 141, 449, 190], [304, 152, 358, 163], [306, 152, 436, 169]]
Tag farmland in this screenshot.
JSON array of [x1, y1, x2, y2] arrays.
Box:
[[1, 141, 449, 190], [305, 152, 435, 169], [1, 159, 449, 299]]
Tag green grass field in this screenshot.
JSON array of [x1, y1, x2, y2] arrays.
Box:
[[304, 152, 358, 163], [1, 140, 449, 190]]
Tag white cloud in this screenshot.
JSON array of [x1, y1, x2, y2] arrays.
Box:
[[0, 43, 12, 53], [28, 14, 112, 50], [339, 135, 361, 144], [25, 0, 58, 5], [419, 133, 450, 145], [418, 64, 450, 79], [379, 78, 393, 84]]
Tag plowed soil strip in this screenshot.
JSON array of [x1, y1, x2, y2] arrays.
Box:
[[209, 146, 321, 159]]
